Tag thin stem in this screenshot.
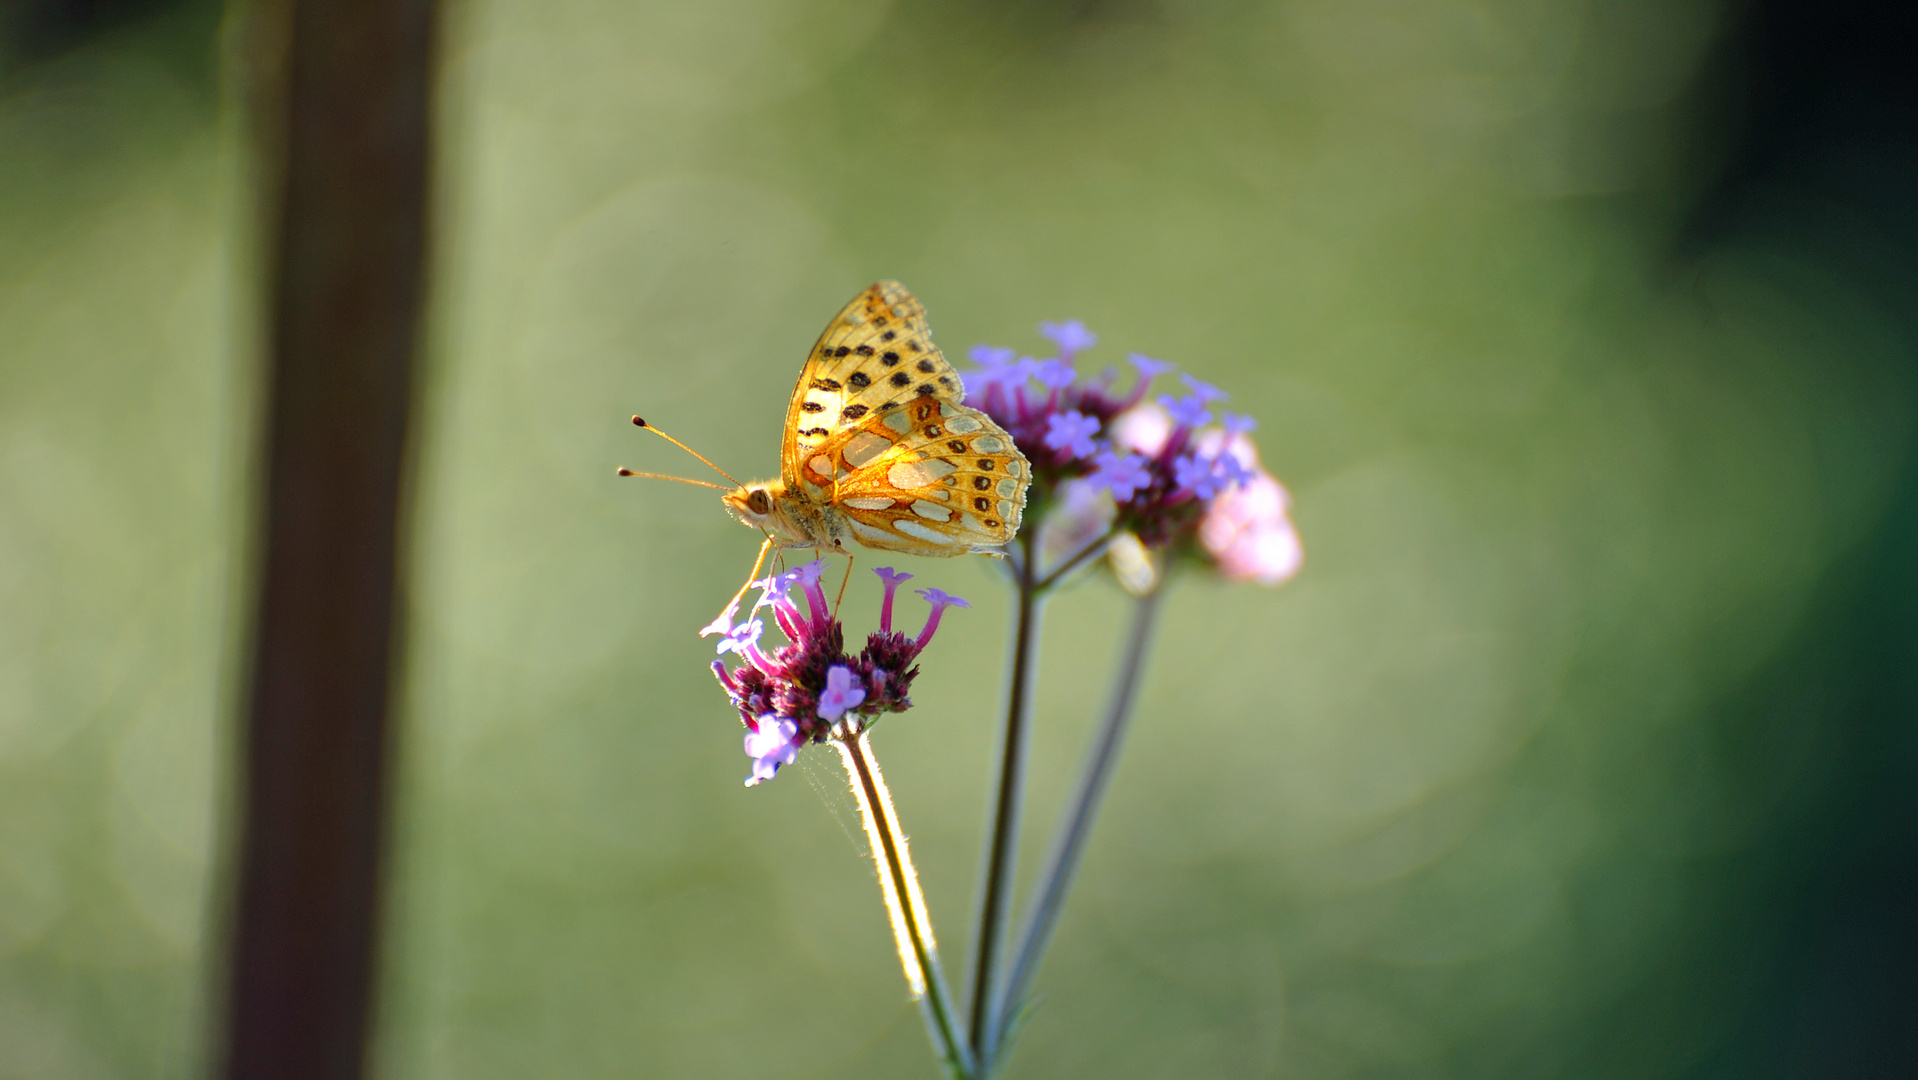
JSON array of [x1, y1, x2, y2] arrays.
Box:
[[835, 731, 975, 1079], [1034, 525, 1121, 593], [967, 527, 1043, 1059], [988, 586, 1164, 1063]]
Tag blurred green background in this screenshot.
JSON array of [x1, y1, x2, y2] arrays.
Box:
[[2, 0, 1915, 1076]]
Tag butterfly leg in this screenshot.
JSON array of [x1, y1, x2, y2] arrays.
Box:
[[831, 547, 855, 616]]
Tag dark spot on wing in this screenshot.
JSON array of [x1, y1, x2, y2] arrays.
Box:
[[977, 459, 994, 470], [803, 427, 829, 437], [917, 383, 936, 395], [856, 345, 874, 356], [973, 475, 991, 490], [882, 330, 897, 341], [849, 371, 871, 388], [974, 496, 991, 511], [890, 371, 911, 388], [949, 440, 967, 453], [916, 359, 935, 374], [938, 376, 955, 390], [842, 404, 869, 419], [801, 401, 824, 413], [882, 350, 899, 362], [811, 377, 841, 391], [833, 345, 851, 357]]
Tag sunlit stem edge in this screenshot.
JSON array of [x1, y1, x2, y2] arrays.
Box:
[[985, 584, 1164, 1067], [834, 729, 976, 1080]]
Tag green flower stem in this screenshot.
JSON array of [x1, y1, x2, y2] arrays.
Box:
[[967, 526, 1044, 1060], [988, 584, 1163, 1064], [1034, 524, 1121, 592], [835, 729, 975, 1079]]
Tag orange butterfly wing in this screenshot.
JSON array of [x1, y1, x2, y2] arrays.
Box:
[[791, 395, 1029, 556], [779, 281, 969, 493]]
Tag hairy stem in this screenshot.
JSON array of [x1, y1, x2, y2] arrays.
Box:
[[835, 731, 974, 1079], [967, 527, 1043, 1060], [989, 585, 1163, 1063]]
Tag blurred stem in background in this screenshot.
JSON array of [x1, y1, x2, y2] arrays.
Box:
[[965, 526, 1042, 1059], [965, 525, 1167, 1074], [992, 584, 1162, 1064], [222, 1, 438, 1078]]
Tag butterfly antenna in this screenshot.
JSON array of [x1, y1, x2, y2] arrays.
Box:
[[615, 468, 728, 490], [632, 416, 742, 488]]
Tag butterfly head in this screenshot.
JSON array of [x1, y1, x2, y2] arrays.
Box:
[[722, 481, 808, 545]]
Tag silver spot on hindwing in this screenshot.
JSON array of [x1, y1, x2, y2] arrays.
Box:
[[888, 459, 957, 489], [843, 432, 891, 467]]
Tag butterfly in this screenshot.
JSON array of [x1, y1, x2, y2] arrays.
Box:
[[717, 281, 1029, 564]]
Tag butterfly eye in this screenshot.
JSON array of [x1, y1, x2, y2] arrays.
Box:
[[747, 490, 772, 515]]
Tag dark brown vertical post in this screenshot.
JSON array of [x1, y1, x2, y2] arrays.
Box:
[[223, 1, 438, 1077]]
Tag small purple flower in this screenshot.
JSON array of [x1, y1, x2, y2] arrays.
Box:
[[913, 588, 971, 649], [1172, 453, 1213, 496], [970, 344, 1017, 368], [1039, 319, 1097, 361], [1043, 411, 1101, 460], [1030, 358, 1077, 391], [1128, 353, 1175, 380], [1178, 450, 1256, 499], [1222, 412, 1257, 434], [874, 567, 913, 632], [817, 664, 867, 721], [1180, 373, 1228, 403], [743, 716, 800, 787], [962, 346, 1028, 395], [716, 618, 763, 656], [1089, 451, 1153, 502], [1160, 394, 1213, 429], [699, 598, 742, 639], [1218, 450, 1254, 489]]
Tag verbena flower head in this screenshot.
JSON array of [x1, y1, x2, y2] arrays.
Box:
[[960, 322, 1166, 512], [709, 565, 970, 786], [964, 318, 1301, 589]]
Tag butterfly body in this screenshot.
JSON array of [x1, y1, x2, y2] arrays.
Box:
[[724, 282, 1029, 559], [721, 480, 851, 552]]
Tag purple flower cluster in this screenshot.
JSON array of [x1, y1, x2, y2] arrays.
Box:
[[1107, 404, 1300, 582], [963, 320, 1300, 584], [707, 563, 970, 786], [961, 321, 1165, 501]]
